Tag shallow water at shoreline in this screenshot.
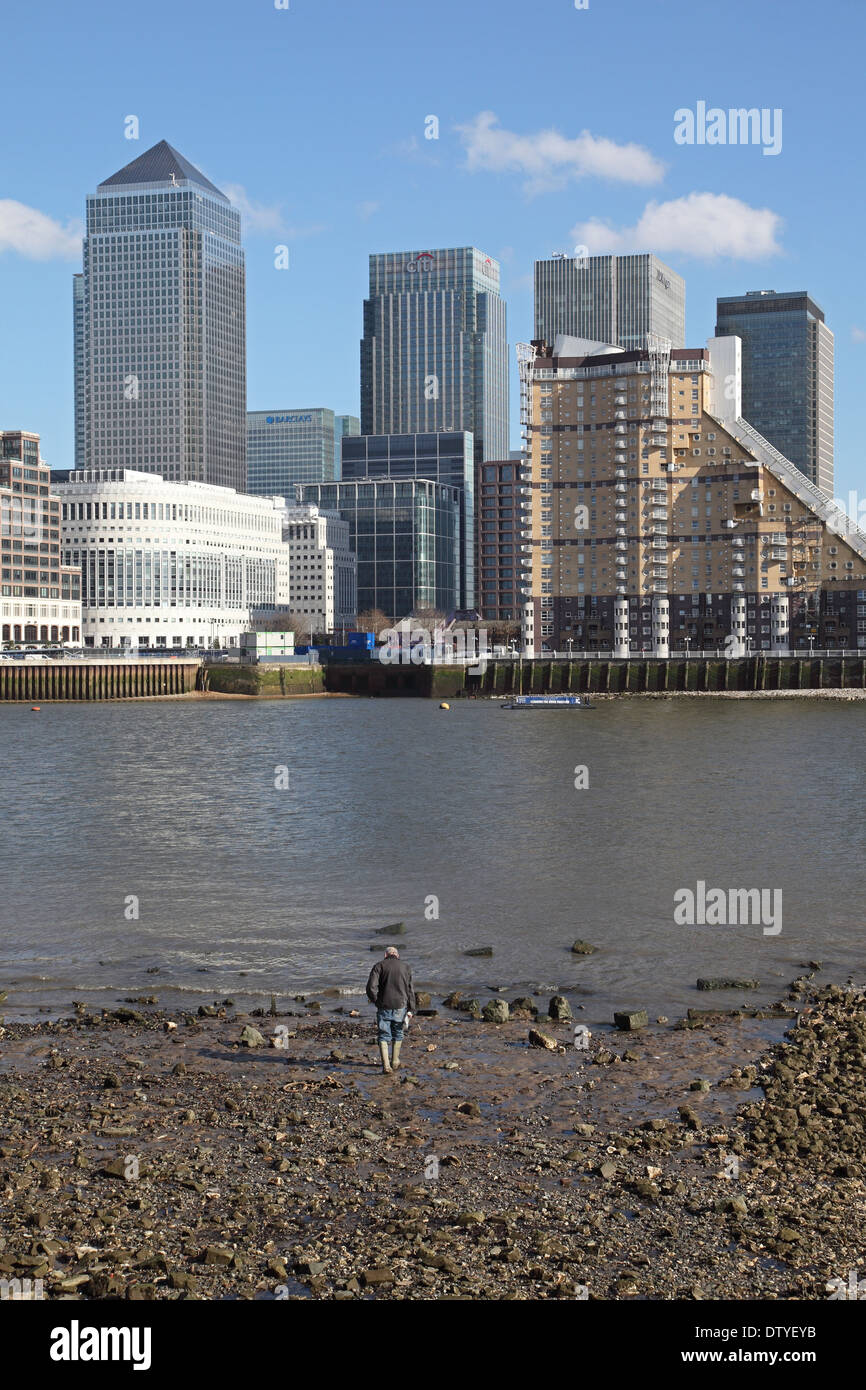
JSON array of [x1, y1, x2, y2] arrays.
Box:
[[1, 697, 864, 1023]]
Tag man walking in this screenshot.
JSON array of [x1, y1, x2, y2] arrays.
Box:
[[366, 945, 417, 1074]]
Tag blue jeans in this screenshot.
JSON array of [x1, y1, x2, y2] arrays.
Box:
[[377, 1007, 407, 1043]]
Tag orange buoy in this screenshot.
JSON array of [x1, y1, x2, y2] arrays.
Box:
[[31, 706, 41, 712]]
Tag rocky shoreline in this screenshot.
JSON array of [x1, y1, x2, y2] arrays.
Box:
[[0, 980, 863, 1301]]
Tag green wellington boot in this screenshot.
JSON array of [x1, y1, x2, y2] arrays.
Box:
[[378, 1041, 392, 1074], [391, 1040, 403, 1071]]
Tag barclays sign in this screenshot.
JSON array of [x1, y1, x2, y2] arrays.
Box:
[[266, 414, 314, 425]]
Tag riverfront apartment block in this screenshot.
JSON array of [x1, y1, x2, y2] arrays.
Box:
[[298, 478, 460, 620], [56, 469, 289, 648], [340, 431, 475, 610], [534, 253, 685, 353], [281, 504, 357, 636], [518, 335, 866, 656], [247, 409, 360, 495], [74, 141, 246, 490], [477, 459, 521, 623], [361, 247, 508, 465], [715, 290, 834, 494], [0, 431, 82, 645]]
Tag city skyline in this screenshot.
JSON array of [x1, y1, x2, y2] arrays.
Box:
[[1, 0, 864, 505]]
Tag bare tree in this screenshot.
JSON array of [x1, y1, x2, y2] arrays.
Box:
[[250, 611, 320, 642], [356, 608, 391, 638], [408, 606, 446, 629]]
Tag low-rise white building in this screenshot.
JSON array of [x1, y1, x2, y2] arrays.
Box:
[[57, 469, 289, 648], [1, 431, 82, 646], [281, 504, 356, 636]]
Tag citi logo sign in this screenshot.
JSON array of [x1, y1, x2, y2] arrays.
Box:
[[266, 414, 313, 425], [404, 252, 435, 273]]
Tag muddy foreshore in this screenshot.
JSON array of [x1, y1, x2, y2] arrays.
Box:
[[0, 979, 863, 1301]]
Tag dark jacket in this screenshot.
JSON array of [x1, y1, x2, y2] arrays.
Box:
[[366, 955, 417, 1013]]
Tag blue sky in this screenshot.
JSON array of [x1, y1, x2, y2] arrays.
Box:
[[1, 0, 863, 500]]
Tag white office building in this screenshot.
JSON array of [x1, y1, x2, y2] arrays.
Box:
[[57, 469, 289, 648], [281, 504, 356, 636]]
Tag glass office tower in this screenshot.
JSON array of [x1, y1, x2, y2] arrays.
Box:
[[335, 414, 360, 471], [341, 431, 474, 609], [299, 478, 459, 619], [715, 290, 834, 494], [74, 140, 246, 491], [534, 252, 685, 351], [248, 411, 361, 493], [361, 247, 508, 466]]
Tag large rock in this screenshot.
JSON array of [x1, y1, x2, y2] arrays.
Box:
[[549, 995, 572, 1021], [464, 946, 493, 957], [571, 940, 597, 955], [482, 999, 510, 1024], [528, 1028, 558, 1050], [375, 922, 406, 936], [614, 1009, 648, 1031], [239, 1025, 266, 1047]]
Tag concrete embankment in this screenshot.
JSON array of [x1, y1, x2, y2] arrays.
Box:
[[6, 655, 865, 701], [320, 654, 866, 699], [200, 663, 325, 697], [0, 659, 199, 701]]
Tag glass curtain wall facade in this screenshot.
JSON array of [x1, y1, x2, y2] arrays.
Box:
[[299, 478, 459, 619], [715, 291, 834, 494], [340, 431, 474, 609], [247, 409, 340, 493], [335, 414, 360, 472], [75, 141, 246, 491], [534, 253, 685, 352], [361, 247, 508, 466]]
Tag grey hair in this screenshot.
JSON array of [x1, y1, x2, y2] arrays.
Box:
[[384, 946, 400, 958]]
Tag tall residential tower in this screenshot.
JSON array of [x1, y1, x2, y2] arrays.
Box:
[[74, 140, 246, 491], [360, 247, 508, 465]]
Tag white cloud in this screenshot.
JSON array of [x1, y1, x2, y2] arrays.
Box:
[[572, 192, 783, 261], [456, 111, 664, 194], [223, 184, 286, 234], [357, 200, 380, 221], [851, 326, 866, 344], [223, 184, 325, 240], [0, 201, 82, 260]]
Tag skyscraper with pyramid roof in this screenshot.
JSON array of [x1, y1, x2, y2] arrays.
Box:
[[73, 141, 246, 490]]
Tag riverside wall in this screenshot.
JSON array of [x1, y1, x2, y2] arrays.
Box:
[[319, 655, 866, 699], [0, 659, 200, 701]]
